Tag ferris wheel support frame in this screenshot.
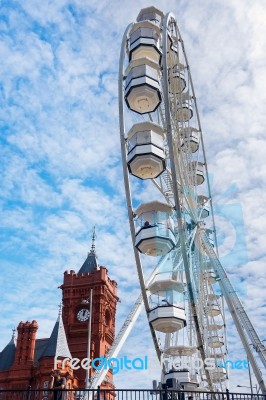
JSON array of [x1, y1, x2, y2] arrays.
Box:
[[162, 12, 213, 390], [200, 231, 266, 393]]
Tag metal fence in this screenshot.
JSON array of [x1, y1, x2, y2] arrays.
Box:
[[0, 389, 264, 400]]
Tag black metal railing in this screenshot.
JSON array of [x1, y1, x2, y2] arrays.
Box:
[[0, 389, 264, 400]]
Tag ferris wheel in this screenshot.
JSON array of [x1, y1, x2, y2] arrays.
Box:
[[115, 6, 266, 393], [88, 6, 266, 392], [117, 6, 228, 391]]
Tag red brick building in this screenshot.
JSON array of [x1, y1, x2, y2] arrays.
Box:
[[0, 240, 118, 390]]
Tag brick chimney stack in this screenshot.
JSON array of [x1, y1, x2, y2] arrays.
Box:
[[14, 320, 38, 366]]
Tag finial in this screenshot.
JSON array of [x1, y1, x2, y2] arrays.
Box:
[[12, 328, 16, 339], [90, 226, 96, 254], [58, 302, 63, 317]]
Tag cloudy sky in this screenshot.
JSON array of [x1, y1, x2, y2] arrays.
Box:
[[0, 0, 265, 392]]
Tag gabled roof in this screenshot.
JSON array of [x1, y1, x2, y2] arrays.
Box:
[[0, 334, 16, 371], [40, 310, 71, 360]]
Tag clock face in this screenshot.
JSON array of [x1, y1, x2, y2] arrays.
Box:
[[77, 308, 90, 322]]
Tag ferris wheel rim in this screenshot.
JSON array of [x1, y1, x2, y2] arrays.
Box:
[[118, 20, 162, 362]]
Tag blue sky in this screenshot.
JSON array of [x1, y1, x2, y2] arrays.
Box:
[[0, 0, 266, 391]]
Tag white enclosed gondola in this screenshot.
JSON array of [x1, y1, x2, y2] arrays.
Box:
[[207, 293, 220, 302], [136, 6, 164, 26], [148, 304, 186, 333], [205, 269, 217, 285], [197, 195, 210, 218], [169, 64, 186, 94], [207, 303, 221, 317], [164, 369, 199, 389], [129, 21, 162, 64], [190, 161, 205, 185], [127, 121, 165, 179], [208, 335, 224, 348], [124, 58, 162, 114], [208, 322, 224, 330], [167, 35, 178, 67], [176, 100, 193, 122], [135, 201, 176, 256], [181, 127, 200, 153], [209, 366, 227, 382]]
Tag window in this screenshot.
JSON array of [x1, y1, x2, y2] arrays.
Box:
[[104, 309, 111, 326]]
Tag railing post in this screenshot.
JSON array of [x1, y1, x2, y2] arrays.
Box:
[[27, 386, 31, 400], [97, 386, 101, 400], [226, 388, 230, 400]]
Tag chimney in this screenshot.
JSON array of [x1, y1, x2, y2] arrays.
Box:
[[14, 320, 38, 366]]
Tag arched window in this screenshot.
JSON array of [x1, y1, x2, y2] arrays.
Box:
[[104, 309, 111, 326]]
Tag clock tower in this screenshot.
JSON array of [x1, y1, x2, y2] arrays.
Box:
[[60, 231, 118, 387]]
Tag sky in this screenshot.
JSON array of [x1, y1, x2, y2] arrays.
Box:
[[0, 0, 266, 392]]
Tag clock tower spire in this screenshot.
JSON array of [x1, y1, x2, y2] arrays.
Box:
[[60, 229, 118, 388], [78, 227, 99, 275]]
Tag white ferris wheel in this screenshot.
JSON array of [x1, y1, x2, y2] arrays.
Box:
[[89, 6, 266, 393]]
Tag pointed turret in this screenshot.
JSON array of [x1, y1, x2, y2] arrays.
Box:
[[0, 330, 16, 371], [41, 304, 71, 359], [78, 227, 99, 275]]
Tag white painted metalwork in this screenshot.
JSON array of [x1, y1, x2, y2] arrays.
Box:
[[88, 5, 266, 393]]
